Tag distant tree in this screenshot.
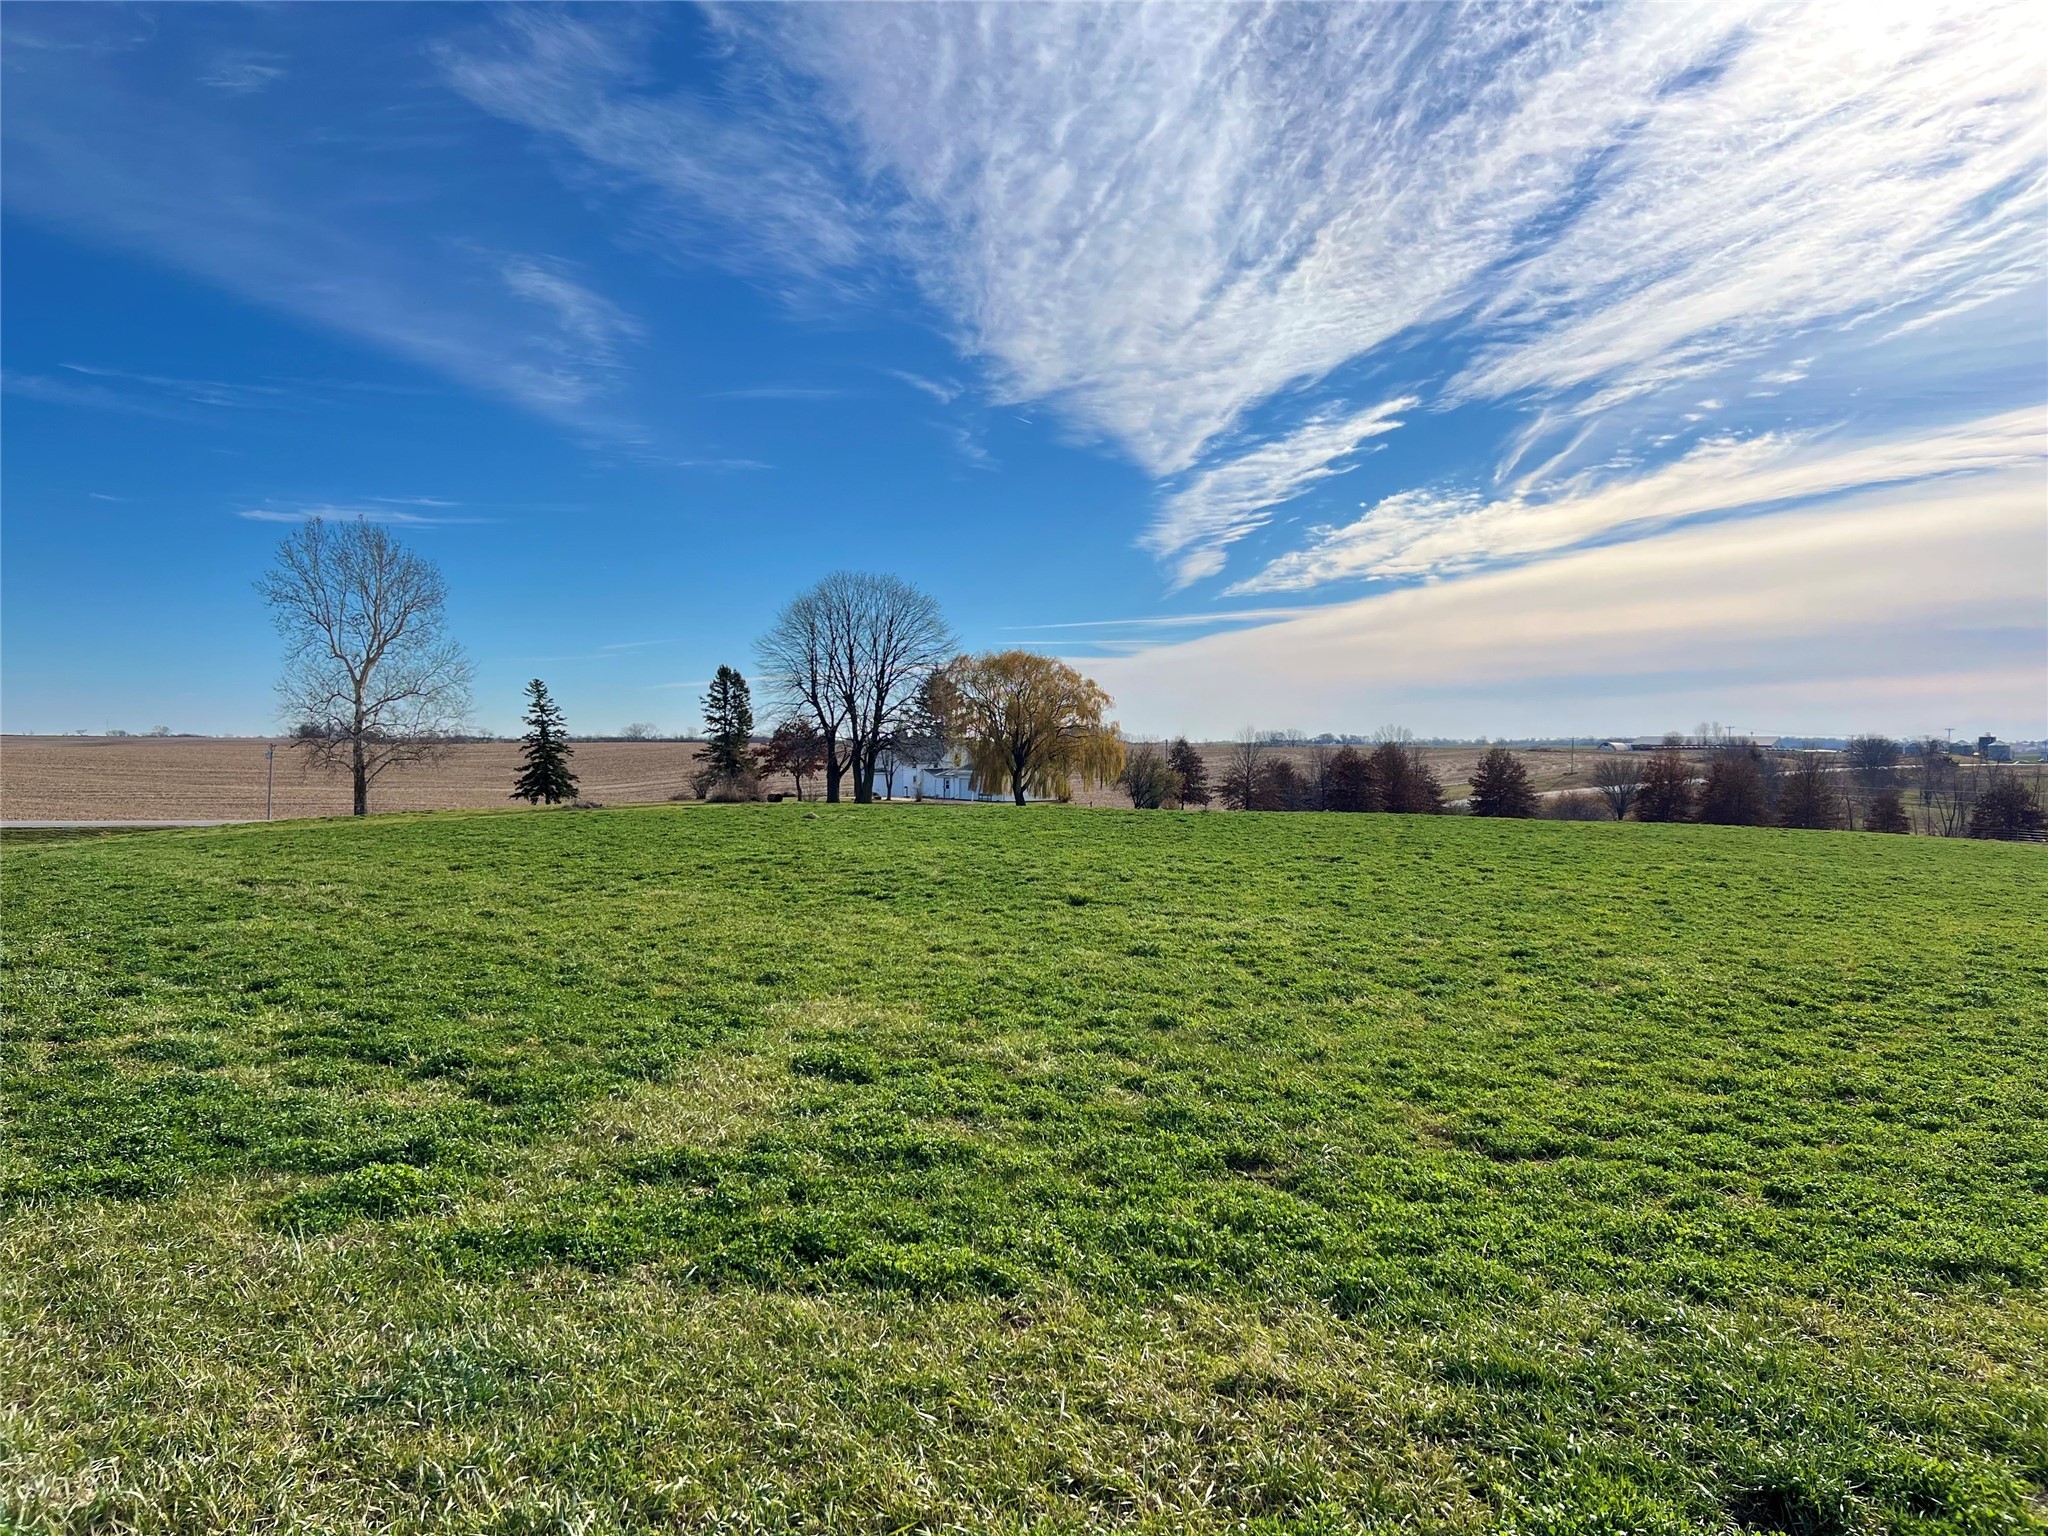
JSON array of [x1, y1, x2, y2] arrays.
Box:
[[755, 572, 953, 804], [1166, 737, 1211, 808], [1915, 738, 1965, 836], [1777, 754, 1847, 831], [1368, 729, 1443, 814], [758, 717, 825, 801], [258, 517, 473, 816], [1861, 789, 1911, 834], [1118, 743, 1183, 809], [1254, 758, 1311, 811], [1845, 734, 1900, 790], [1634, 746, 1694, 823], [698, 666, 756, 781], [1219, 728, 1267, 811], [1591, 755, 1643, 820], [147, 725, 171, 738], [1294, 732, 1334, 811], [510, 679, 578, 805], [1967, 771, 2043, 841], [928, 650, 1123, 806], [1467, 746, 1537, 818], [1324, 744, 1381, 812], [1696, 744, 1769, 826], [618, 722, 659, 741]]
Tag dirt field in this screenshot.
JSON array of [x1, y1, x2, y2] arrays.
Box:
[[1, 735, 1617, 822], [0, 737, 717, 822]]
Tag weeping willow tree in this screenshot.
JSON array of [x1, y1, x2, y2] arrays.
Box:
[[929, 650, 1124, 806]]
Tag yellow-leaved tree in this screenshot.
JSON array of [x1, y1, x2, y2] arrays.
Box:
[[929, 650, 1124, 806]]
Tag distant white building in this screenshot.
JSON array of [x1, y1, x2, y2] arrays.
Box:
[[871, 747, 1024, 802]]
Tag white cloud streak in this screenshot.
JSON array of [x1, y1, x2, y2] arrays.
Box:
[[1143, 397, 1416, 588], [1235, 405, 2048, 592], [1086, 470, 2048, 740], [2, 33, 645, 431], [450, 2, 2044, 583]]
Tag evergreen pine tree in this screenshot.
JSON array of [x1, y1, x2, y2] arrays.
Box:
[[1467, 745, 1537, 817], [511, 679, 578, 804], [700, 665, 756, 782]]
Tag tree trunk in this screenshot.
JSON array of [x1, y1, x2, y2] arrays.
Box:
[[824, 737, 842, 803], [351, 737, 369, 816], [851, 736, 873, 803]]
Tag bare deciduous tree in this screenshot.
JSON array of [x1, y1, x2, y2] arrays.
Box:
[[1219, 728, 1267, 811], [258, 518, 472, 816], [757, 572, 952, 804], [1592, 754, 1644, 820]]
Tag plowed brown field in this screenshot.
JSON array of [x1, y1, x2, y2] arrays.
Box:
[[3, 735, 1609, 821]]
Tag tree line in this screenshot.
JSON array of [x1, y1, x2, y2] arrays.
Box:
[[262, 518, 2040, 839]]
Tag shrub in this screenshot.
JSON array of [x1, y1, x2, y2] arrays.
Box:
[[1540, 790, 1608, 821], [1968, 771, 2043, 840], [1118, 744, 1183, 809]]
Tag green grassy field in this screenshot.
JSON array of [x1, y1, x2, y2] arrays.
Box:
[[3, 804, 2044, 1534]]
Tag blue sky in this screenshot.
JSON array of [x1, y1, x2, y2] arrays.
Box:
[[5, 2, 2044, 740]]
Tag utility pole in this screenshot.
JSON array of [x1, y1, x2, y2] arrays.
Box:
[[265, 742, 275, 821]]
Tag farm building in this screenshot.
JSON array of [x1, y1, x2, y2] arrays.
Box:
[[871, 751, 1020, 802]]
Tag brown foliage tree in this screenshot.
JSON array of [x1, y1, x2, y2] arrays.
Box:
[[1324, 745, 1381, 812], [1777, 754, 1847, 831], [1166, 738, 1211, 807], [1467, 746, 1537, 818], [758, 717, 826, 801], [1696, 746, 1769, 826], [1634, 747, 1694, 823], [1369, 738, 1443, 814], [1253, 758, 1309, 811]]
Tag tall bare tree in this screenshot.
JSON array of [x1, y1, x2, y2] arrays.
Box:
[[1220, 728, 1267, 811], [258, 518, 472, 816], [756, 572, 952, 804], [1592, 754, 1643, 820]]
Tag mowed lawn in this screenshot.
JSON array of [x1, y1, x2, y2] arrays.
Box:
[[3, 806, 2044, 1534]]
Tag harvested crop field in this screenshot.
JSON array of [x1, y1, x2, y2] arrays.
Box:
[[0, 736, 711, 822], [2, 735, 1609, 822], [3, 804, 2044, 1532]]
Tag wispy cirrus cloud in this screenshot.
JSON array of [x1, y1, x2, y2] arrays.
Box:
[[237, 500, 486, 527], [446, 2, 2045, 587], [3, 27, 645, 433], [199, 52, 287, 96], [1143, 398, 1417, 588], [1235, 406, 2048, 593], [1087, 470, 2048, 739]]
